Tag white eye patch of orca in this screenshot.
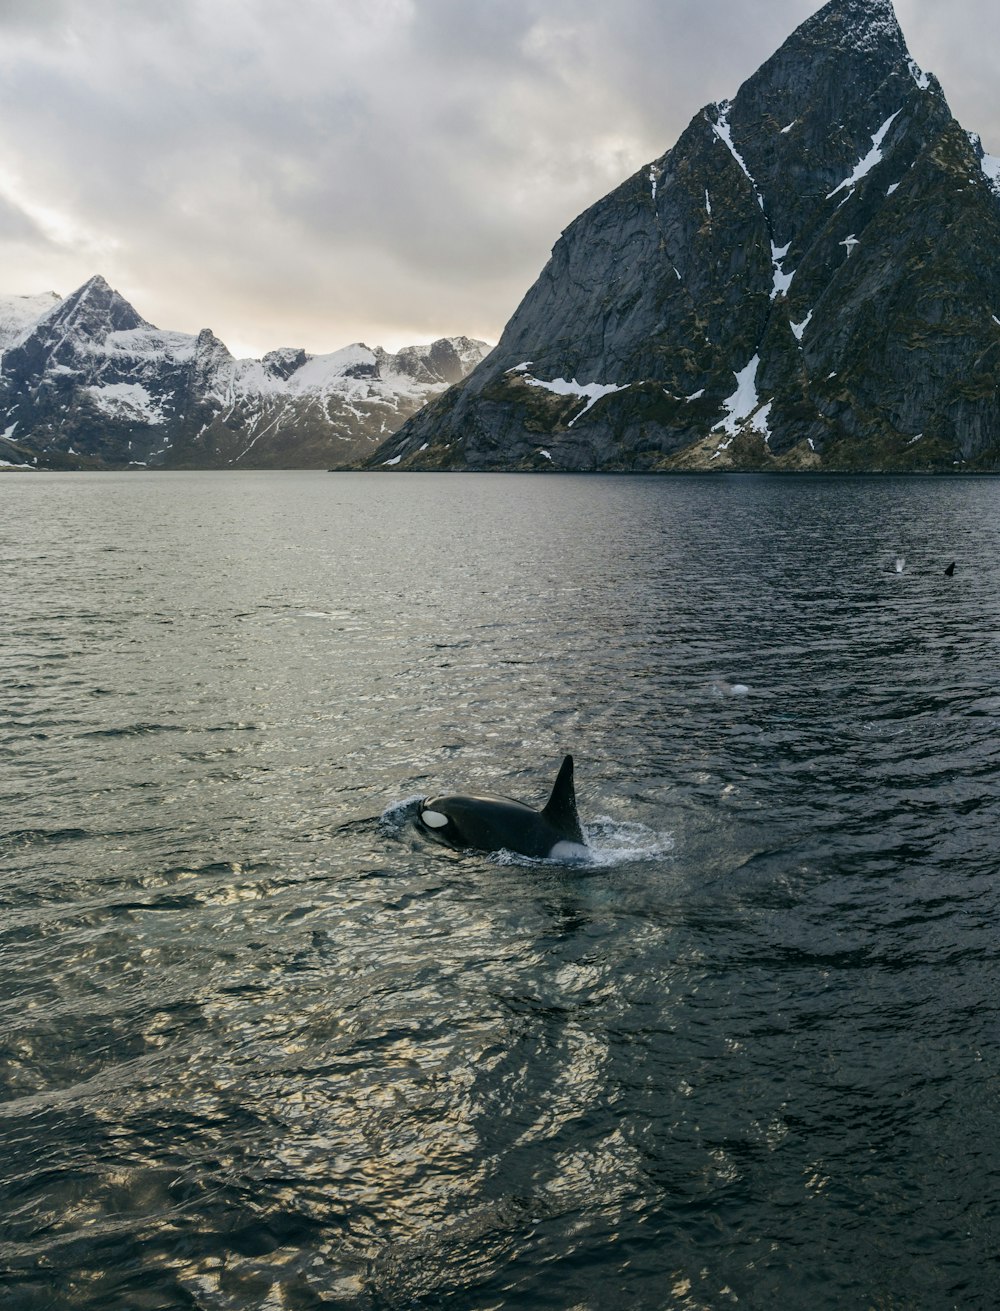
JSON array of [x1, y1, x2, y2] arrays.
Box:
[[421, 809, 450, 829]]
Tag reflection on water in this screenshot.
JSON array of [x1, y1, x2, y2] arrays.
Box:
[[2, 471, 1000, 1309]]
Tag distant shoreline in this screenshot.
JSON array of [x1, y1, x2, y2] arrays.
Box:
[[5, 465, 999, 478]]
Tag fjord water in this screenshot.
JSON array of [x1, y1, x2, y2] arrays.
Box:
[[2, 471, 999, 1310]]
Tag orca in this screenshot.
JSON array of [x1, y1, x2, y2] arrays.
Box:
[[415, 754, 587, 859], [945, 561, 956, 576]]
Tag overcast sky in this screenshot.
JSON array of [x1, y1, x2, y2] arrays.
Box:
[[0, 0, 996, 357]]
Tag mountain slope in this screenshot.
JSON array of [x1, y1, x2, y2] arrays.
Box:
[[0, 277, 488, 470], [369, 0, 1000, 473], [0, 292, 62, 354]]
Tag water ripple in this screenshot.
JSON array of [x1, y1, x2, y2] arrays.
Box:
[[2, 472, 1000, 1308]]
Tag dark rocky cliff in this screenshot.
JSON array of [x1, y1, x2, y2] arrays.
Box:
[[368, 0, 1000, 473]]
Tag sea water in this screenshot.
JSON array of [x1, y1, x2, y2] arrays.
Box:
[[2, 470, 999, 1309]]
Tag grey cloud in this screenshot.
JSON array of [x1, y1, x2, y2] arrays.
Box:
[[0, 0, 994, 355], [0, 193, 48, 242], [897, 0, 1000, 146], [0, 0, 70, 31]]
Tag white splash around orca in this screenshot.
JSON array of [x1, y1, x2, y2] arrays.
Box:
[[413, 754, 588, 861], [380, 759, 676, 868]]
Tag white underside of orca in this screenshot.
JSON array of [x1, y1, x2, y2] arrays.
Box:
[[547, 839, 590, 862]]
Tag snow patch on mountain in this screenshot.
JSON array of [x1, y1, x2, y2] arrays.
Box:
[[106, 327, 199, 364], [515, 366, 628, 425], [828, 109, 902, 199], [980, 153, 1000, 197], [791, 310, 813, 342], [86, 382, 166, 425], [710, 101, 765, 211], [770, 241, 794, 300], [907, 58, 931, 91], [714, 356, 769, 437]]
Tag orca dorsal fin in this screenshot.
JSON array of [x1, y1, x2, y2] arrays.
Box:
[[541, 754, 584, 843]]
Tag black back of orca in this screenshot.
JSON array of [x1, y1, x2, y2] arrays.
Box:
[[416, 754, 585, 858]]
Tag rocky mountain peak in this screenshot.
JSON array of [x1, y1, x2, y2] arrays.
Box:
[[369, 0, 1000, 475], [43, 274, 149, 345], [262, 347, 308, 380], [796, 0, 906, 56], [193, 326, 233, 361], [390, 338, 489, 386], [737, 0, 914, 102], [725, 0, 930, 188]]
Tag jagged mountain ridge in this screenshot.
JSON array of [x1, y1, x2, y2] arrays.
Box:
[[370, 0, 1000, 473], [0, 277, 488, 470]]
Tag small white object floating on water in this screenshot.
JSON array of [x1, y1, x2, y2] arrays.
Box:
[[712, 678, 750, 698], [895, 556, 906, 573]]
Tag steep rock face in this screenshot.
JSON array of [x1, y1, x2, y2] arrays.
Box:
[[0, 276, 488, 469], [371, 0, 1000, 473]]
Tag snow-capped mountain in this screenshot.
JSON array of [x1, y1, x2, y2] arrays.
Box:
[[0, 276, 488, 469], [371, 0, 1000, 473], [0, 292, 62, 356]]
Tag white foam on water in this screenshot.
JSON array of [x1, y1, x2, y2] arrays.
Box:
[[491, 819, 674, 869], [711, 678, 751, 698], [378, 796, 424, 836], [578, 818, 676, 868]]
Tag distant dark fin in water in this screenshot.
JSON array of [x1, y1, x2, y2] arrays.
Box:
[[541, 754, 584, 844], [945, 561, 956, 576]]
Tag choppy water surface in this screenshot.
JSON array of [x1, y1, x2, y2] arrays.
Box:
[[2, 470, 1000, 1310]]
